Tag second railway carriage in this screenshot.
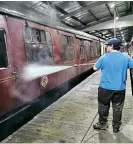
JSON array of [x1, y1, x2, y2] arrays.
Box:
[[0, 14, 105, 116]]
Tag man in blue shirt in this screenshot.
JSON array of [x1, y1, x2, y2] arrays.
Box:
[[93, 38, 133, 133]]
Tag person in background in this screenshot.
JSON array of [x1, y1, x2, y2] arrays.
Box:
[[93, 38, 133, 133]]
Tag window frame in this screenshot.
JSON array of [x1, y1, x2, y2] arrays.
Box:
[[77, 37, 101, 61], [45, 31, 54, 59], [24, 27, 32, 42], [61, 34, 74, 62], [24, 27, 47, 44], [32, 28, 41, 43], [78, 38, 89, 60], [0, 28, 9, 69], [24, 26, 54, 64]]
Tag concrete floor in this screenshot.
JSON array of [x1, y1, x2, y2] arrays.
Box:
[[3, 71, 133, 143]]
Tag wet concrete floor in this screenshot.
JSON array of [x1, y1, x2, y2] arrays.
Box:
[[3, 71, 133, 143]]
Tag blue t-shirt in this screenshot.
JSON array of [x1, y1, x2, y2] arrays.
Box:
[[95, 52, 133, 90]]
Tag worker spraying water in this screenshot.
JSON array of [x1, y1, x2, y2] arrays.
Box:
[[93, 38, 133, 133]]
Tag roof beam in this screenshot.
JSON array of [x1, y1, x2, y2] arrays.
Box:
[[96, 30, 109, 39], [126, 1, 130, 14], [88, 32, 104, 40], [89, 10, 98, 21], [129, 1, 133, 12], [77, 1, 85, 7], [81, 16, 111, 30], [108, 29, 114, 37], [78, 1, 98, 21], [105, 3, 113, 17], [60, 1, 107, 20]]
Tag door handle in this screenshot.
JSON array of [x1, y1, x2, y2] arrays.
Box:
[[12, 71, 17, 74], [12, 66, 20, 78], [16, 66, 20, 77]]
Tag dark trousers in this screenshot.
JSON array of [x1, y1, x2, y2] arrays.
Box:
[[98, 87, 125, 128]]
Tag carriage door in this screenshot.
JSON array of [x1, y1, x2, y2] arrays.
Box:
[[6, 17, 29, 108], [0, 16, 16, 113]]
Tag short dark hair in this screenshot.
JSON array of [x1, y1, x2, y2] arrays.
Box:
[[113, 46, 121, 50]]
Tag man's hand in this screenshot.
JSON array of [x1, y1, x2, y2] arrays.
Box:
[[93, 65, 99, 71], [73, 64, 78, 67]]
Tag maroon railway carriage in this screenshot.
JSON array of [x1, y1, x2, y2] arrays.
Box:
[[0, 14, 104, 115]]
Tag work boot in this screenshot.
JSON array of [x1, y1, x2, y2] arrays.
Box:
[[113, 126, 120, 133], [93, 122, 108, 130]]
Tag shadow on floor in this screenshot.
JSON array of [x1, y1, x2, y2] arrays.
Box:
[[98, 130, 133, 143], [84, 129, 133, 143]]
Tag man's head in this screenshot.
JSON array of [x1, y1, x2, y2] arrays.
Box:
[[105, 38, 122, 52]]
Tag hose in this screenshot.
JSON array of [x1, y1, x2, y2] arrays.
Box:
[[80, 112, 98, 143]]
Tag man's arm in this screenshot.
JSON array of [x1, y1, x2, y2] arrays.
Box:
[[93, 55, 104, 71]]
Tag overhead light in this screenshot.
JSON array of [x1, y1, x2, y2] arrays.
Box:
[[125, 42, 127, 45], [110, 3, 115, 8], [116, 16, 119, 20], [119, 27, 122, 30]]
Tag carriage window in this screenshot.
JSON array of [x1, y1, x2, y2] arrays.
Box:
[[46, 31, 53, 55], [62, 35, 68, 45], [25, 27, 32, 41], [70, 36, 74, 45], [90, 40, 101, 58], [79, 39, 88, 60], [24, 27, 53, 65], [0, 29, 8, 68], [32, 29, 41, 42], [40, 31, 46, 42], [61, 35, 74, 61]]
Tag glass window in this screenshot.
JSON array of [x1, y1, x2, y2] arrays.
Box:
[[32, 29, 41, 42], [24, 27, 32, 41], [90, 40, 101, 58], [40, 31, 46, 42], [61, 35, 68, 45], [45, 31, 53, 56], [61, 35, 74, 61], [79, 39, 88, 60], [0, 29, 8, 68], [84, 40, 90, 59], [24, 27, 53, 65], [69, 36, 74, 45]]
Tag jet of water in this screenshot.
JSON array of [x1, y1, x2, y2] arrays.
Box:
[[23, 64, 73, 81]]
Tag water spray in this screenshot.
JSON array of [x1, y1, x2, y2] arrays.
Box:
[[22, 64, 75, 81]]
